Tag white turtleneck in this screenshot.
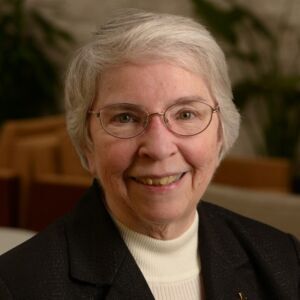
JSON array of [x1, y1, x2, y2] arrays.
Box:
[[115, 214, 202, 300]]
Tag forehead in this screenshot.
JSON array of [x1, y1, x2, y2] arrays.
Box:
[[95, 62, 213, 109]]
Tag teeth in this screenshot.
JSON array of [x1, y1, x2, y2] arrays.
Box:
[[135, 174, 182, 186]]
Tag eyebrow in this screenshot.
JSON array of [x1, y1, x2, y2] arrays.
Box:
[[96, 96, 210, 111], [172, 96, 209, 105]]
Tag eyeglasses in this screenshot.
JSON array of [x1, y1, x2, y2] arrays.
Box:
[[88, 100, 219, 139]]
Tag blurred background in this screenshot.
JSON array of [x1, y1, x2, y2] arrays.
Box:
[[0, 0, 300, 249]]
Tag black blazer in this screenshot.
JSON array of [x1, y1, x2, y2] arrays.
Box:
[[0, 181, 299, 299]]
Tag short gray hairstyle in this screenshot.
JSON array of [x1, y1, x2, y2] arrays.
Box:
[[65, 8, 240, 169]]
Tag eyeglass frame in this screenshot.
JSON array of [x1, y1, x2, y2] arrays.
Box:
[[88, 100, 220, 139]]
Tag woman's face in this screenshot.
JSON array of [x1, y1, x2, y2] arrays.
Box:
[[86, 62, 222, 239]]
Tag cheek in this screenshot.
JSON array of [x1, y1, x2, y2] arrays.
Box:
[[94, 140, 136, 184], [87, 120, 137, 194], [185, 136, 220, 184]]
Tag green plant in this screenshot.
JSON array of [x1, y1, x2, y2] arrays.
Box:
[[0, 0, 74, 123], [192, 0, 300, 163]]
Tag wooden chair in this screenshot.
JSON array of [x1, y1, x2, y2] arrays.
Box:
[[13, 134, 61, 226], [25, 174, 91, 231], [213, 156, 292, 193], [0, 115, 66, 227], [17, 129, 92, 231], [0, 115, 65, 169], [56, 130, 90, 177], [0, 169, 19, 226]]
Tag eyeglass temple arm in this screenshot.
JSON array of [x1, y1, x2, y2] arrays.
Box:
[[88, 110, 100, 117], [213, 105, 220, 113]]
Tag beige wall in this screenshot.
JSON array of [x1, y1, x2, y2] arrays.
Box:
[[30, 0, 300, 45], [28, 0, 194, 45]]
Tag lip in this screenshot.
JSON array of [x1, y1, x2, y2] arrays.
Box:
[[129, 172, 187, 190], [130, 172, 185, 179]]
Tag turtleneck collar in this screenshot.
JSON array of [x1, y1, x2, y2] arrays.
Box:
[[114, 213, 200, 282]]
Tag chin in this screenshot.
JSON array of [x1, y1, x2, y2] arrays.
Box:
[[137, 202, 194, 226]]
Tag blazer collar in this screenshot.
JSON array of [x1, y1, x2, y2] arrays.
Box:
[[65, 180, 154, 299]]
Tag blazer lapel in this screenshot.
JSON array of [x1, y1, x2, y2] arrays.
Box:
[[199, 202, 264, 300], [105, 253, 154, 300], [65, 181, 154, 299]]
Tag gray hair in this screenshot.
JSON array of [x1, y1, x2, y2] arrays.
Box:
[[65, 8, 240, 169]]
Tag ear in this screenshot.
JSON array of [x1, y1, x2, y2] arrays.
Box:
[[85, 148, 97, 176], [216, 121, 224, 165]]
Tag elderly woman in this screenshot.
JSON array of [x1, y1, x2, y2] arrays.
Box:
[[0, 9, 299, 300]]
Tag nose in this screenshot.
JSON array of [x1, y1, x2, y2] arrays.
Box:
[[138, 114, 178, 161]]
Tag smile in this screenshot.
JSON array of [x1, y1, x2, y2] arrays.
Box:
[[132, 173, 184, 186]]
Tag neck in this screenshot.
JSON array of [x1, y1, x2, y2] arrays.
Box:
[[137, 212, 197, 240], [107, 204, 197, 240]]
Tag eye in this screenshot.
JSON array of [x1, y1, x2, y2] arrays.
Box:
[[112, 112, 139, 123], [176, 110, 198, 120]]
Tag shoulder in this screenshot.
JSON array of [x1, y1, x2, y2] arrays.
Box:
[[0, 216, 66, 264], [0, 182, 120, 299], [201, 200, 288, 233], [200, 200, 294, 239], [200, 200, 300, 261], [0, 217, 69, 298]]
